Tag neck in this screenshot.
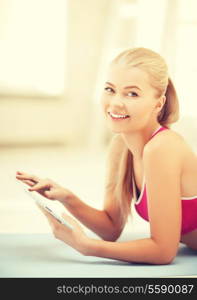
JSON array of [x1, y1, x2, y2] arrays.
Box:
[[120, 123, 162, 161]]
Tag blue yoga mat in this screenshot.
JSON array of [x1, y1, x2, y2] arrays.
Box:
[[0, 233, 196, 278]]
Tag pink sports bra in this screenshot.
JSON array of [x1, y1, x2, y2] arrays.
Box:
[[133, 125, 197, 235]]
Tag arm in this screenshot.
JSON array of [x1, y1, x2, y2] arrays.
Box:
[[84, 136, 183, 264], [16, 135, 126, 241], [62, 195, 118, 241], [62, 134, 127, 241]]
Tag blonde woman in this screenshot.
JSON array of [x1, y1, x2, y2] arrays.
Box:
[[16, 47, 197, 265]]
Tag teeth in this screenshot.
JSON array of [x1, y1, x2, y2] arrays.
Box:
[[110, 112, 129, 119]]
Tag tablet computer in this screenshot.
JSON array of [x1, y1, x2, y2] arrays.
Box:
[[18, 181, 73, 230]]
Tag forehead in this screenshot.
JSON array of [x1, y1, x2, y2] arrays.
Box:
[[106, 64, 151, 88]]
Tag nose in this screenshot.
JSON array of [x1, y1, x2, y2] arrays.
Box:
[[109, 95, 124, 108]]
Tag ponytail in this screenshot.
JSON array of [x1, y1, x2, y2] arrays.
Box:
[[158, 77, 180, 127]]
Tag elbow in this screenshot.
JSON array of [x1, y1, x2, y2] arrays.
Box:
[[102, 230, 123, 242], [156, 255, 175, 265], [151, 239, 178, 265], [102, 234, 120, 242], [154, 249, 177, 265], [147, 254, 175, 265]]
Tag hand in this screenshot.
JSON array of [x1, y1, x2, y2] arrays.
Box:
[[16, 171, 74, 203], [37, 203, 91, 255]]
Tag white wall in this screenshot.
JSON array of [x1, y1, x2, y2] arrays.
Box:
[[0, 0, 112, 147], [0, 0, 197, 149]]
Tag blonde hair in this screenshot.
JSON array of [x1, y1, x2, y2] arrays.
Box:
[[107, 47, 180, 225]]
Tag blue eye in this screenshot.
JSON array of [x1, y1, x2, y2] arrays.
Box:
[[104, 87, 114, 93], [104, 87, 138, 97], [127, 92, 138, 97]]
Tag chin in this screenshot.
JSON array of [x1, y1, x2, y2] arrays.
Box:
[[108, 126, 127, 134]]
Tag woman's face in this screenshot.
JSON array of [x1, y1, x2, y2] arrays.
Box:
[[100, 64, 161, 134]]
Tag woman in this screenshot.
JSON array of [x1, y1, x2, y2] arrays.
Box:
[[16, 47, 197, 265]]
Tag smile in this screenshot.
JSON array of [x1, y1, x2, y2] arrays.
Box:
[[108, 112, 130, 120]]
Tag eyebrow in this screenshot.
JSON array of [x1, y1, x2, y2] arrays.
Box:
[[105, 81, 141, 91]]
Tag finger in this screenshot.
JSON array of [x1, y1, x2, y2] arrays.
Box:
[[43, 190, 55, 200], [22, 179, 36, 186], [16, 178, 35, 185], [16, 177, 37, 186], [29, 181, 51, 191], [16, 173, 40, 183], [16, 177, 37, 188], [16, 175, 38, 183]]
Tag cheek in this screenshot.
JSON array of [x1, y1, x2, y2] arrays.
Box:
[[100, 95, 108, 110], [133, 100, 153, 113]]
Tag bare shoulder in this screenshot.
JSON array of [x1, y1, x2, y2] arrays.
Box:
[[144, 128, 188, 157]]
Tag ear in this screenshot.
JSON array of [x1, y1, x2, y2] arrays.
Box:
[[156, 95, 166, 113], [161, 94, 166, 104]]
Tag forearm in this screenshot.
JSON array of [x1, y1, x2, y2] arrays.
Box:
[[62, 194, 118, 241], [86, 237, 174, 265]]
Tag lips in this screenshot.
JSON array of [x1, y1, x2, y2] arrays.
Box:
[[108, 111, 130, 120], [108, 111, 129, 117]]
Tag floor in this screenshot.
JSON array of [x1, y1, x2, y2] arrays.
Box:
[[1, 232, 197, 278]]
